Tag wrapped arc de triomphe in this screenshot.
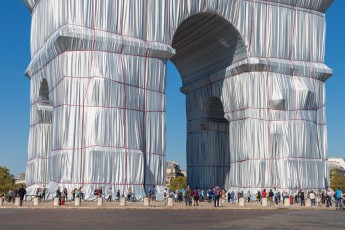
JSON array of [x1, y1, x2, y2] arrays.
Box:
[[23, 0, 333, 199]]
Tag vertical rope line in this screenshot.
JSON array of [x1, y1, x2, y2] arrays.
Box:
[[289, 3, 301, 190], [119, 0, 128, 194], [81, 0, 98, 185], [264, 0, 274, 189], [248, 0, 255, 54], [142, 0, 150, 193]]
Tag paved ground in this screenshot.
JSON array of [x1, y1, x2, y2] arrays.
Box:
[[0, 208, 344, 230], [0, 200, 344, 229]]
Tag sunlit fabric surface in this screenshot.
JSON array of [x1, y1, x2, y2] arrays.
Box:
[[24, 0, 333, 199]]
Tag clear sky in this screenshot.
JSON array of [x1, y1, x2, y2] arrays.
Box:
[[0, 1, 344, 176]]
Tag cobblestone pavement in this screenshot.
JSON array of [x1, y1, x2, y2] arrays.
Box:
[[0, 206, 344, 230]]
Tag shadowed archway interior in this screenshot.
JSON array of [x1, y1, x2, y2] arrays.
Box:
[[171, 13, 247, 85], [170, 13, 241, 189]]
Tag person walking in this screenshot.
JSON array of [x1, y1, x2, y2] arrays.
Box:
[[18, 185, 26, 206], [107, 188, 113, 202]]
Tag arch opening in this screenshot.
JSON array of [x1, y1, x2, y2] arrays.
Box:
[[39, 79, 49, 101], [203, 97, 228, 123], [171, 13, 247, 85], [37, 79, 53, 124]]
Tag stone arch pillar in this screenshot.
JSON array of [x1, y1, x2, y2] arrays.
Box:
[[26, 78, 52, 188]]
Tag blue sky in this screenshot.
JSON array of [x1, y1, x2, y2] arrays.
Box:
[[0, 1, 344, 176]]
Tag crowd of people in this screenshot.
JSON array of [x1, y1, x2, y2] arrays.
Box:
[[168, 186, 344, 209], [3, 184, 343, 209], [1, 185, 27, 206]]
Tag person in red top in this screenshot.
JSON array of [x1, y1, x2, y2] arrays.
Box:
[[262, 189, 267, 199], [193, 187, 199, 206]]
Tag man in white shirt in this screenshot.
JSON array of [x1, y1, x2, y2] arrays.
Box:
[[309, 191, 316, 206]]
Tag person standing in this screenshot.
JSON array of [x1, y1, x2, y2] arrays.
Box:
[[127, 187, 132, 202], [150, 185, 156, 207], [18, 185, 26, 207], [335, 187, 342, 209], [14, 188, 18, 200], [207, 189, 213, 203], [247, 191, 251, 203], [262, 189, 267, 200], [163, 188, 168, 206], [214, 187, 220, 207], [63, 187, 68, 204], [8, 190, 12, 203], [99, 187, 103, 198], [185, 186, 191, 206], [193, 187, 199, 206], [116, 189, 121, 202], [309, 191, 316, 206], [42, 188, 46, 201], [230, 191, 235, 204], [300, 190, 305, 206], [107, 188, 113, 202], [71, 188, 76, 201], [56, 187, 62, 205], [268, 189, 274, 205], [326, 188, 333, 207]]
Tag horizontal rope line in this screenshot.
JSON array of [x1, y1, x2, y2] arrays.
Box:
[[228, 117, 326, 125], [30, 1, 324, 59], [50, 145, 163, 155], [53, 104, 165, 112], [228, 185, 326, 190], [29, 49, 166, 78], [47, 75, 165, 98], [41, 180, 165, 186], [229, 157, 328, 164], [186, 70, 326, 95], [188, 117, 326, 125]]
